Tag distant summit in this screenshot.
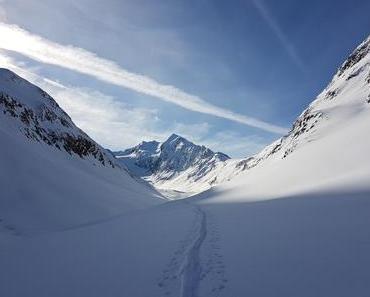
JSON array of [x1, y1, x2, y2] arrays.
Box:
[[114, 134, 231, 195], [114, 34, 370, 196]]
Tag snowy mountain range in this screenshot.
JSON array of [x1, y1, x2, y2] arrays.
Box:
[[1, 33, 370, 297], [1, 34, 369, 204], [114, 35, 370, 197]]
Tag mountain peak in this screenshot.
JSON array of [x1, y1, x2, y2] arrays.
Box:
[[162, 133, 193, 150], [138, 140, 161, 151], [167, 133, 181, 141], [160, 134, 230, 161], [164, 133, 189, 144], [337, 35, 370, 77], [113, 134, 231, 192]]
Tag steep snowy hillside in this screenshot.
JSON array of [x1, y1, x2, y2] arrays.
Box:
[[114, 134, 233, 196], [184, 35, 370, 296], [0, 68, 161, 233], [0, 68, 117, 167], [181, 34, 370, 193], [236, 35, 370, 171], [199, 34, 370, 200]]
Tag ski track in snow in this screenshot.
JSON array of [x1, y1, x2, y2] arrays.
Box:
[[158, 203, 227, 297], [179, 206, 207, 297]]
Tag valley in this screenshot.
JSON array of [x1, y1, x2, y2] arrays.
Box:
[[1, 25, 370, 297]]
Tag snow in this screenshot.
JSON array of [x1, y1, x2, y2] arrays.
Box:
[[183, 35, 370, 296], [0, 116, 163, 233], [0, 69, 163, 232], [192, 189, 370, 297], [1, 35, 370, 297], [114, 133, 234, 195], [0, 68, 58, 109], [0, 202, 197, 297]]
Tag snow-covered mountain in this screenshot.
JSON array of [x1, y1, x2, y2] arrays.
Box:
[[210, 35, 370, 189], [200, 34, 370, 195], [0, 68, 117, 167], [234, 35, 370, 172], [114, 134, 231, 196], [0, 68, 162, 233], [181, 36, 370, 296], [114, 35, 370, 198]]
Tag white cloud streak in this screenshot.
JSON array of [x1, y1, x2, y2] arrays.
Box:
[[252, 0, 305, 71], [0, 22, 287, 134], [0, 53, 167, 149], [0, 53, 267, 157]]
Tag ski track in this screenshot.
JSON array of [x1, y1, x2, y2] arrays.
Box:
[[158, 203, 227, 297], [179, 206, 207, 297]]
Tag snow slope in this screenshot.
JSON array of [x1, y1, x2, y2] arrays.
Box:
[[185, 34, 370, 296], [232, 35, 370, 174], [217, 34, 370, 199], [0, 68, 162, 233]]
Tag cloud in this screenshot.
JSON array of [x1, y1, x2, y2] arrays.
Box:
[[2, 52, 271, 158], [1, 52, 270, 157], [251, 0, 305, 71], [0, 2, 6, 22], [0, 22, 288, 134], [0, 53, 168, 149]]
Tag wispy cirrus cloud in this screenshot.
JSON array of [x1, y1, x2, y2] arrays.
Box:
[[0, 53, 268, 157], [252, 0, 305, 71], [0, 22, 287, 134], [0, 53, 166, 149]]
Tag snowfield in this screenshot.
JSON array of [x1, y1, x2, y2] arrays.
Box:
[[1, 35, 370, 297]]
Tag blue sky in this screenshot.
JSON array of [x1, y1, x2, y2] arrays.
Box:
[[0, 0, 369, 157]]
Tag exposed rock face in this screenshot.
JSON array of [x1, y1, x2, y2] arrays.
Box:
[[235, 35, 370, 171], [0, 69, 115, 167], [338, 37, 370, 77], [115, 134, 229, 178], [114, 134, 231, 193]]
